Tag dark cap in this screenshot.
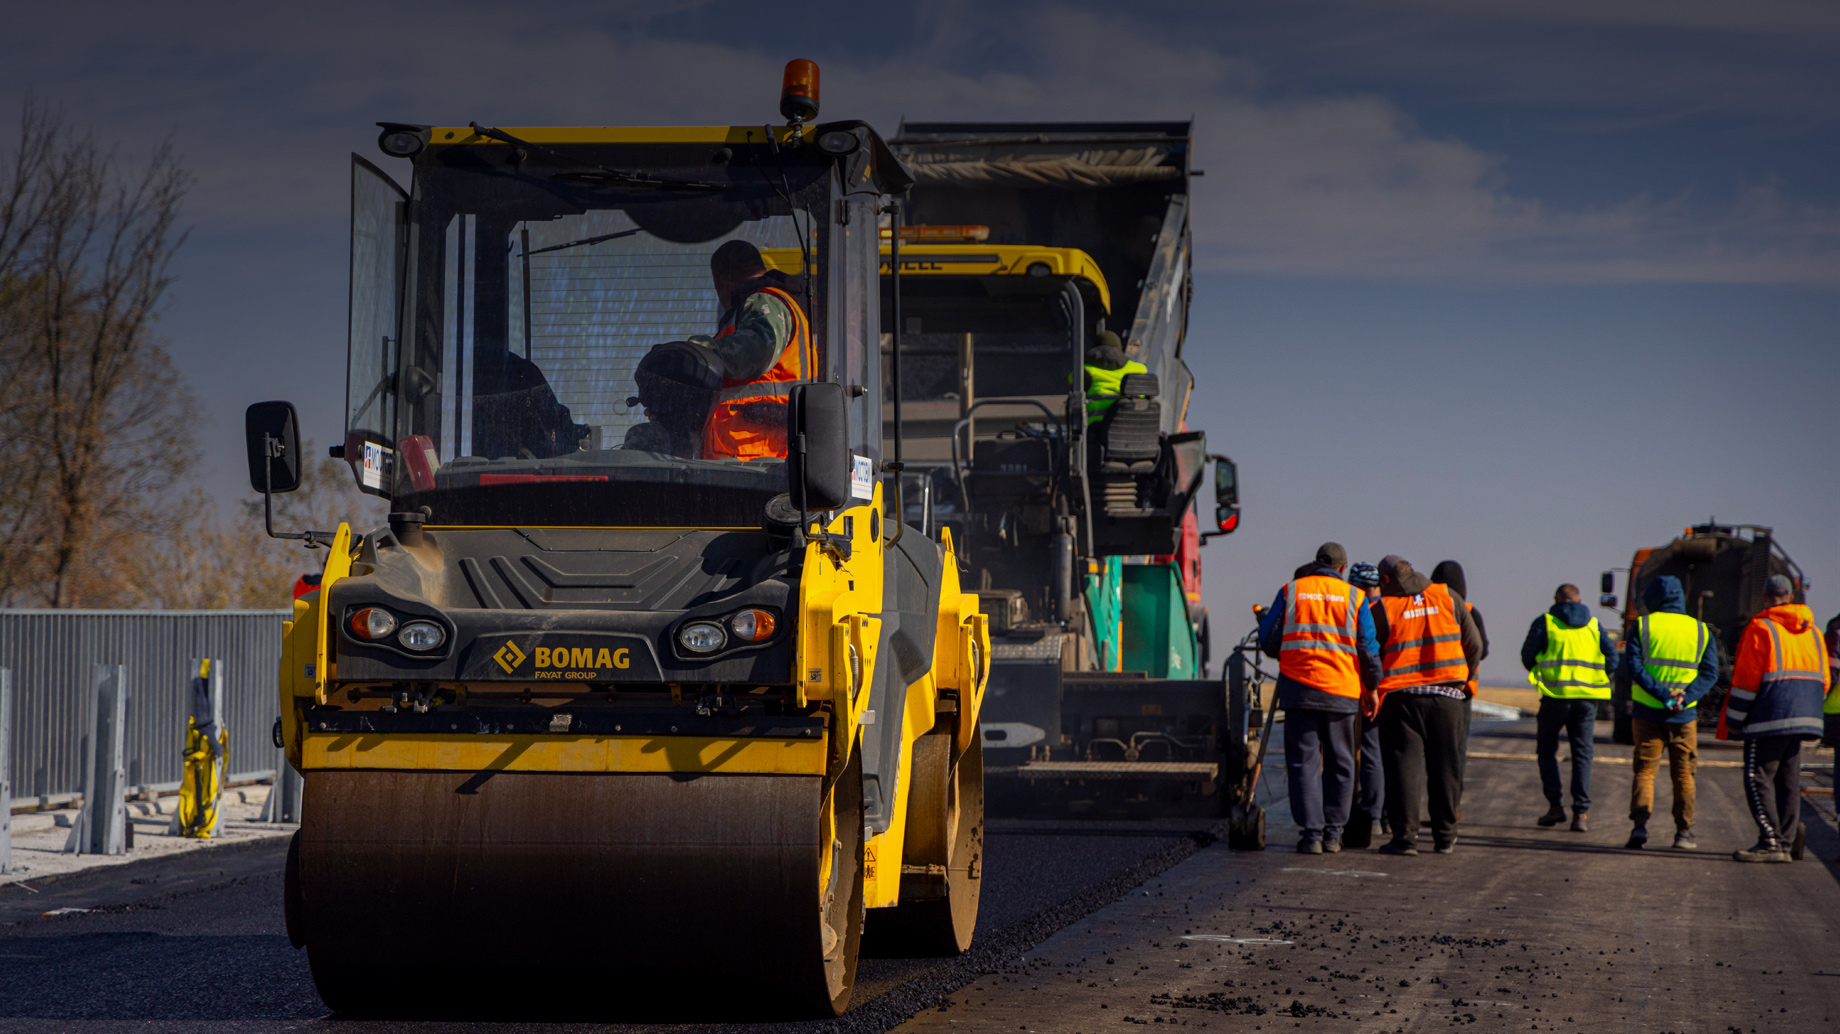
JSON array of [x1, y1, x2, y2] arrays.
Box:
[[1765, 574, 1794, 598], [1378, 554, 1409, 579], [1314, 542, 1347, 568]]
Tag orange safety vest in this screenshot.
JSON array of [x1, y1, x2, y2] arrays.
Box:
[[702, 285, 814, 460], [1377, 583, 1470, 695], [1278, 574, 1364, 699]]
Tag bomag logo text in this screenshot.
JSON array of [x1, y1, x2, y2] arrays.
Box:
[[534, 647, 630, 671], [492, 641, 631, 678]]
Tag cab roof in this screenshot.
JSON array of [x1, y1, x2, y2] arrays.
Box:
[[417, 121, 914, 195]]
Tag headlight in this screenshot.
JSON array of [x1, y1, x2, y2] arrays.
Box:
[[817, 130, 859, 155], [678, 621, 728, 654], [350, 607, 397, 640], [397, 620, 446, 652], [729, 608, 778, 642]]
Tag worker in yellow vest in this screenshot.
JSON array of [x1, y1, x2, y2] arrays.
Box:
[[1619, 575, 1719, 850], [1081, 331, 1147, 425], [1520, 584, 1619, 833]]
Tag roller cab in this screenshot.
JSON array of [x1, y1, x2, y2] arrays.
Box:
[[253, 107, 988, 1017]]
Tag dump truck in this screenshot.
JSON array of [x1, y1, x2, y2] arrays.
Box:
[[245, 62, 989, 1017], [882, 123, 1242, 816], [1600, 520, 1809, 744]]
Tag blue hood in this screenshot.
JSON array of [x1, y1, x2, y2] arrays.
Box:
[[1547, 601, 1594, 628], [1643, 575, 1686, 615]]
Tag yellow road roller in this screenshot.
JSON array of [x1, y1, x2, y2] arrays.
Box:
[[245, 61, 989, 1016]]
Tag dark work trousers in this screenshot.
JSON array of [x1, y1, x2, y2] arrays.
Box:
[[1379, 692, 1468, 846], [1535, 698, 1597, 812], [1282, 708, 1359, 841], [1353, 716, 1384, 822], [1741, 736, 1804, 846]]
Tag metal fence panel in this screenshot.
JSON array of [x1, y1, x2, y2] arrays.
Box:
[[0, 610, 289, 805]]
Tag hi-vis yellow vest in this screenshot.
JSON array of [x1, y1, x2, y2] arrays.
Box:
[[1083, 360, 1148, 424], [1634, 611, 1708, 711], [1528, 614, 1612, 699]]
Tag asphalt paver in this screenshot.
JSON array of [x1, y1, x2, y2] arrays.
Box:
[[897, 721, 1840, 1034]]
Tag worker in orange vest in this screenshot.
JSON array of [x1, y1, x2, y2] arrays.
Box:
[[1257, 543, 1382, 854], [1366, 555, 1484, 855], [1723, 575, 1831, 862], [693, 240, 813, 460]]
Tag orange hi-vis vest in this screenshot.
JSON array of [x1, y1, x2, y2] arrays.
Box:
[[702, 285, 814, 460], [1377, 582, 1471, 695], [1278, 575, 1364, 699]]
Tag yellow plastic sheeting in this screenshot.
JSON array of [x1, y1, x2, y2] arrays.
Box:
[[176, 717, 226, 839]]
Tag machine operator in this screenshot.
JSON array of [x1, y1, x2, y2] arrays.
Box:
[[693, 239, 813, 460]]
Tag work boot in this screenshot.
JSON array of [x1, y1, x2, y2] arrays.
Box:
[[1570, 811, 1589, 833], [1378, 838, 1418, 857], [1342, 811, 1374, 850], [1790, 822, 1807, 861], [1625, 824, 1648, 850], [1537, 803, 1567, 827], [1733, 840, 1789, 863], [1322, 836, 1343, 854], [1672, 828, 1697, 851], [1297, 834, 1323, 855]]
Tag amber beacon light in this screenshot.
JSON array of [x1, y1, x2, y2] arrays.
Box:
[[780, 59, 820, 124]]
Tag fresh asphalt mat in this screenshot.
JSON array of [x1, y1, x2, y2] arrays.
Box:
[[894, 719, 1840, 1034], [0, 812, 1222, 1033], [1, 721, 1832, 1032]]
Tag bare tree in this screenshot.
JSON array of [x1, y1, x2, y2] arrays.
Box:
[[133, 447, 384, 610], [0, 100, 195, 606]]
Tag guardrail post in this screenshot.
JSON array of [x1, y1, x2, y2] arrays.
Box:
[[0, 668, 12, 872], [65, 665, 128, 855]]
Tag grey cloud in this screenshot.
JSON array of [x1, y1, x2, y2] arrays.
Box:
[[2, 0, 1836, 285]]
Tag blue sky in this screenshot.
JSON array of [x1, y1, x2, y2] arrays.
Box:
[[4, 0, 1835, 655]]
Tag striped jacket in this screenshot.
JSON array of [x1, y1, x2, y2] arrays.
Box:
[[1724, 604, 1831, 741]]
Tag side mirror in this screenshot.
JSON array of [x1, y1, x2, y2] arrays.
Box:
[[787, 382, 851, 512], [1212, 454, 1238, 508], [246, 401, 303, 494], [1600, 594, 1618, 609], [1203, 454, 1239, 536], [1599, 571, 1615, 595]]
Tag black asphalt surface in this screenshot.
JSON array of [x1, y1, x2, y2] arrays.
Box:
[[6, 719, 1834, 1033], [0, 813, 1220, 1033], [899, 718, 1840, 1034]]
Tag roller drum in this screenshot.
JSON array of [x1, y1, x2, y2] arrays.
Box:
[[298, 766, 860, 1016]]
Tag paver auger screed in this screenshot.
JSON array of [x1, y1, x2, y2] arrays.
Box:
[[244, 61, 989, 1017]]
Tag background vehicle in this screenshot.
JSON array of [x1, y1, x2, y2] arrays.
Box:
[[884, 122, 1241, 816], [1600, 520, 1808, 743], [247, 67, 988, 1017]]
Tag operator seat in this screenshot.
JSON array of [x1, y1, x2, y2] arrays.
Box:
[[1090, 372, 1161, 516]]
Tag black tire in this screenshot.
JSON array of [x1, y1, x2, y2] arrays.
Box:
[[284, 830, 305, 949]]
